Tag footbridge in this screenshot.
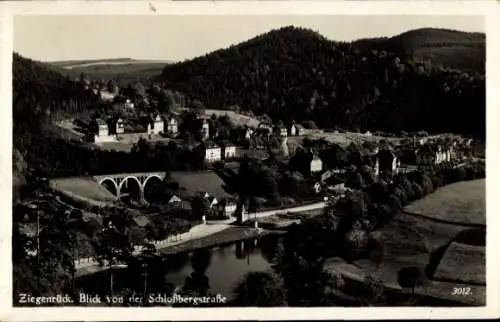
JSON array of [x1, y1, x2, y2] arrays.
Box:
[[93, 172, 168, 202]]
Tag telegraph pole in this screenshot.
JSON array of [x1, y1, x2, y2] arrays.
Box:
[[36, 209, 40, 266]]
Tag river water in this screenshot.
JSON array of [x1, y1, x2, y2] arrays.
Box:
[[76, 234, 281, 301]]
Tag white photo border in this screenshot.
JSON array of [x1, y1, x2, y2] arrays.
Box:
[[1, 1, 499, 320]]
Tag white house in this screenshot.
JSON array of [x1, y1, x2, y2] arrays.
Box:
[[435, 146, 452, 164], [205, 141, 222, 162], [244, 127, 254, 140], [124, 99, 135, 110], [294, 124, 305, 136], [219, 140, 237, 159], [116, 118, 125, 134], [166, 117, 178, 136], [96, 118, 109, 136], [99, 90, 116, 102], [207, 196, 218, 208], [289, 123, 297, 136], [148, 115, 164, 135], [217, 199, 238, 217], [200, 119, 210, 140], [274, 125, 288, 137], [310, 156, 323, 173], [168, 195, 182, 203], [92, 118, 117, 143]]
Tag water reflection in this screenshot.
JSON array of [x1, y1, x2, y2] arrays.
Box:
[[78, 236, 280, 302], [181, 248, 212, 296]]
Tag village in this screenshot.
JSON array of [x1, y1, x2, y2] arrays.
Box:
[[12, 14, 488, 308], [51, 80, 486, 228]]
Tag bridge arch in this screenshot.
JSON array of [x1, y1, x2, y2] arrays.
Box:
[[117, 176, 143, 200], [142, 174, 165, 202], [95, 172, 168, 203], [99, 177, 119, 196], [142, 174, 164, 191]]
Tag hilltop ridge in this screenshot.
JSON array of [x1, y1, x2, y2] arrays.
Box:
[[160, 26, 485, 138]]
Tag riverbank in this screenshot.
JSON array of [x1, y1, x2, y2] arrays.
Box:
[[76, 224, 285, 277], [159, 225, 286, 255]]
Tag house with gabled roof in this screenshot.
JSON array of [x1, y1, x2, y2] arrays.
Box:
[[218, 140, 237, 159], [116, 118, 125, 134], [274, 125, 288, 137], [244, 126, 254, 140], [147, 114, 164, 135], [215, 198, 238, 217], [89, 117, 118, 143], [195, 118, 210, 140], [165, 115, 179, 136], [204, 140, 222, 162]]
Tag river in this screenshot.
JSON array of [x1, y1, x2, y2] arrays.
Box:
[[76, 234, 281, 302]]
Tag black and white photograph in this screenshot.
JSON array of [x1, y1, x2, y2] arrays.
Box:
[[2, 1, 497, 319]]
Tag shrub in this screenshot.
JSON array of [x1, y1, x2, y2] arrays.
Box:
[[301, 120, 318, 129], [397, 266, 428, 296]]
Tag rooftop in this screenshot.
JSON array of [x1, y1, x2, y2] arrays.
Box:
[[168, 171, 233, 201], [205, 140, 220, 149], [217, 139, 236, 148]]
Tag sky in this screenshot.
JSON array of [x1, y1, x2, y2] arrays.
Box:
[[14, 15, 484, 62]]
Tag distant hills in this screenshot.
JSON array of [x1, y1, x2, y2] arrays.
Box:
[[160, 26, 485, 138], [48, 58, 174, 84], [352, 28, 485, 72], [13, 26, 485, 139]]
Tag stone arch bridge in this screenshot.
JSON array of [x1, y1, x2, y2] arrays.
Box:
[[93, 172, 167, 203]]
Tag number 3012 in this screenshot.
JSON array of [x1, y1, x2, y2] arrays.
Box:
[[451, 287, 471, 295]]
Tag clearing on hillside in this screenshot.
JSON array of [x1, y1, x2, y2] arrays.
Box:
[[50, 177, 118, 204], [403, 179, 485, 226], [204, 109, 261, 128]]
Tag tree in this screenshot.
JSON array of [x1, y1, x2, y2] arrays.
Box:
[[397, 266, 427, 297], [367, 237, 385, 270], [191, 195, 212, 220], [346, 170, 365, 190], [158, 89, 176, 113], [232, 271, 287, 306], [191, 100, 205, 116], [13, 149, 28, 203], [363, 273, 385, 305], [107, 80, 118, 94], [180, 248, 213, 300], [301, 120, 317, 129]]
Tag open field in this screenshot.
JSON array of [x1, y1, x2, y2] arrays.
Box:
[[324, 211, 486, 305], [50, 177, 118, 203], [50, 59, 171, 84], [433, 242, 485, 285], [204, 109, 261, 128], [403, 179, 485, 226], [287, 130, 403, 148], [177, 107, 261, 128], [324, 256, 486, 306]]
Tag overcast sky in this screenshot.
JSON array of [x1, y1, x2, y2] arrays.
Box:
[[14, 15, 484, 62]]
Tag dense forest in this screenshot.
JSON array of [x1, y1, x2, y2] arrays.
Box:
[[161, 26, 485, 138], [13, 53, 101, 151], [352, 28, 485, 72]]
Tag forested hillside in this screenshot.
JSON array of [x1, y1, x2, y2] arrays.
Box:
[[161, 26, 485, 138], [353, 28, 485, 72], [13, 53, 100, 144], [13, 53, 101, 185]]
